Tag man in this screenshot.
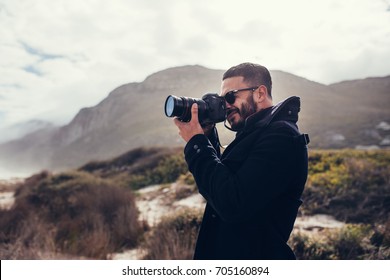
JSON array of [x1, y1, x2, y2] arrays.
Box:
[[173, 62, 309, 260]]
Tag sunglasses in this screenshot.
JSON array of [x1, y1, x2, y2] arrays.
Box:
[[223, 86, 259, 104]]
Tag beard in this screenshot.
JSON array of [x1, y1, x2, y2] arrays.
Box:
[[227, 95, 257, 131]]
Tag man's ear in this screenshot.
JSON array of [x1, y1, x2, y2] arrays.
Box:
[[255, 85, 268, 103]]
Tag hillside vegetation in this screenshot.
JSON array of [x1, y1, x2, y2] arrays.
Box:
[[0, 147, 389, 259], [78, 147, 187, 189], [303, 150, 390, 223]]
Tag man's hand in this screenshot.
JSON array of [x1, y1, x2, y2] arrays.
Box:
[[174, 103, 204, 142], [201, 122, 216, 137]]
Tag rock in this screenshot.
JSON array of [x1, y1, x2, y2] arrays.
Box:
[[380, 136, 390, 146], [376, 121, 390, 131], [355, 145, 380, 150]]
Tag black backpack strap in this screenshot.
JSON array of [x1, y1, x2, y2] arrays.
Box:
[[270, 120, 310, 147], [294, 133, 310, 146]]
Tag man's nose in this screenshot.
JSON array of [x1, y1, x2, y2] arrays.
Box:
[[225, 100, 233, 108]]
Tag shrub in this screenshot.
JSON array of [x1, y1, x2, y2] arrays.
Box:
[[330, 224, 372, 259], [302, 150, 390, 223], [0, 171, 143, 259], [289, 231, 335, 260], [178, 172, 196, 186], [0, 211, 57, 259], [124, 153, 188, 189], [290, 223, 390, 260], [79, 147, 188, 190], [141, 208, 203, 260]]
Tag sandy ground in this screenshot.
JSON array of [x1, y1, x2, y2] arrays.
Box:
[[0, 192, 15, 210], [136, 183, 206, 226], [295, 214, 344, 230], [134, 183, 345, 230]]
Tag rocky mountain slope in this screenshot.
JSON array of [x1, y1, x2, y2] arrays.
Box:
[[0, 65, 389, 173]]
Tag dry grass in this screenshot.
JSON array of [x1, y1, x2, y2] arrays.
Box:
[[141, 208, 202, 260], [0, 170, 144, 259]]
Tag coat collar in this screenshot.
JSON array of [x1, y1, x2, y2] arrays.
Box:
[[239, 96, 301, 135]]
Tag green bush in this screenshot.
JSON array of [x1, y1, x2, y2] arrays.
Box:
[[331, 224, 372, 259], [290, 223, 390, 260], [302, 150, 390, 223], [79, 147, 188, 190], [178, 172, 196, 186], [126, 154, 188, 189]]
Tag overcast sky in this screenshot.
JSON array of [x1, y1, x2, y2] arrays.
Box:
[[1, 0, 390, 142]]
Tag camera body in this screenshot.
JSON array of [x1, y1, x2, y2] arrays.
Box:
[[164, 93, 226, 125]]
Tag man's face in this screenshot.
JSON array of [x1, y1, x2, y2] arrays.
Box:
[[221, 76, 257, 131]]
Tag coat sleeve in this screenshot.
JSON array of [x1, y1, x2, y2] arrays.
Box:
[[184, 126, 298, 222]]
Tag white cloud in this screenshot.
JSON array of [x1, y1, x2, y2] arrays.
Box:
[[0, 0, 389, 140]]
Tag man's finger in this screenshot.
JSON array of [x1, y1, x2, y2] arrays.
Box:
[[173, 117, 183, 128], [190, 103, 199, 123]]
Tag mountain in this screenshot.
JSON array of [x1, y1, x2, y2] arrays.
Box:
[[0, 65, 389, 173], [0, 120, 55, 144]]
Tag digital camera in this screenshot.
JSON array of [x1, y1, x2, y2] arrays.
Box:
[[164, 93, 226, 125]]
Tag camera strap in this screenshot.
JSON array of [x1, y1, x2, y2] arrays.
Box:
[[223, 120, 237, 132]]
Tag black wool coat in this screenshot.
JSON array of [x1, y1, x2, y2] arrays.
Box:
[[184, 96, 309, 260]]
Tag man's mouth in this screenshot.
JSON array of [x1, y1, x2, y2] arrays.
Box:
[[227, 108, 239, 119]]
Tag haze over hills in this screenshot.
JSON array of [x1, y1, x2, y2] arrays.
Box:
[[0, 120, 55, 144], [0, 65, 389, 175]]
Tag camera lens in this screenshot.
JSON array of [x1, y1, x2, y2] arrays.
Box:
[[164, 95, 195, 121], [165, 95, 175, 117], [164, 95, 185, 118]]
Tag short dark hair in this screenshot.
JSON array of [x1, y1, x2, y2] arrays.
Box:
[[223, 62, 272, 98]]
